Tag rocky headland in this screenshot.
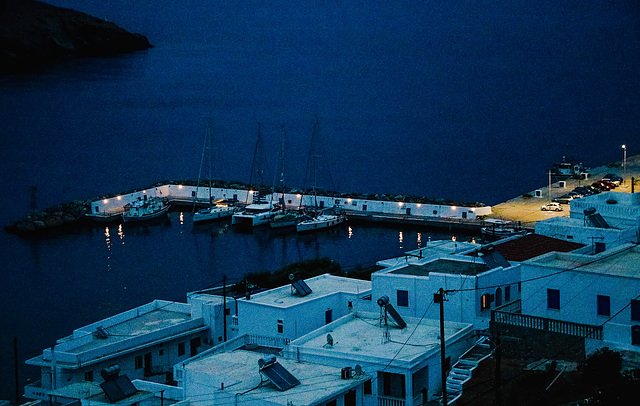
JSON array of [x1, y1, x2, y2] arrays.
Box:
[[0, 0, 152, 73]]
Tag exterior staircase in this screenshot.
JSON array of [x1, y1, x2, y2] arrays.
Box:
[[444, 336, 493, 405]]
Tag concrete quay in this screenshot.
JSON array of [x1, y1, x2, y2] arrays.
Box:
[[490, 155, 640, 228]]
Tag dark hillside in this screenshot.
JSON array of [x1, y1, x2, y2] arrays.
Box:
[[0, 0, 151, 73]]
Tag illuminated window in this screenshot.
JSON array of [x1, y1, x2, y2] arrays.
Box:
[[481, 294, 492, 310]]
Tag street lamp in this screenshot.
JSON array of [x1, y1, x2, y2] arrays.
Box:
[[622, 144, 627, 184]]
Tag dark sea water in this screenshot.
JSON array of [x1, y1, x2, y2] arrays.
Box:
[[0, 0, 638, 401]]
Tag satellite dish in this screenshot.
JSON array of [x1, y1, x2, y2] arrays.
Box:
[[354, 365, 363, 376], [288, 273, 295, 281], [327, 334, 334, 346]]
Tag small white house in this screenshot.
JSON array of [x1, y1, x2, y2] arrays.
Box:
[[234, 273, 372, 344], [24, 300, 212, 403], [520, 243, 640, 355], [282, 311, 475, 404], [174, 344, 370, 406]]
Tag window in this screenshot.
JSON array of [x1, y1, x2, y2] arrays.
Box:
[[288, 200, 292, 204], [632, 300, 640, 321], [277, 320, 284, 334], [191, 191, 196, 197], [505, 285, 511, 302], [547, 289, 560, 310], [326, 401, 337, 406], [225, 307, 231, 315], [84, 371, 93, 382], [352, 201, 357, 206], [364, 379, 372, 395], [462, 212, 467, 219], [397, 290, 409, 307], [178, 342, 185, 356], [481, 294, 492, 310], [135, 355, 143, 369], [633, 325, 640, 346], [190, 337, 201, 357], [159, 349, 164, 356], [433, 210, 438, 215], [363, 204, 367, 211], [335, 199, 340, 205], [406, 208, 411, 215], [344, 390, 356, 406], [597, 295, 610, 316]]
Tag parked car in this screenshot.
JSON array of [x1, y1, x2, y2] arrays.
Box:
[[592, 181, 611, 191], [553, 195, 573, 205], [602, 173, 623, 185], [567, 191, 583, 199], [600, 179, 617, 189], [541, 202, 563, 211]]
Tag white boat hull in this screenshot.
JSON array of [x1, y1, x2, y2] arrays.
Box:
[[122, 202, 170, 223], [296, 213, 346, 233], [193, 207, 235, 223]]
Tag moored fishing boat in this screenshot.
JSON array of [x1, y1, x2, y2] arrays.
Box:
[[296, 208, 346, 233], [122, 197, 170, 223], [480, 219, 524, 239], [193, 201, 236, 224]]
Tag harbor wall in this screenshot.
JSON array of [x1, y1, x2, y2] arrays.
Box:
[[91, 184, 492, 220]]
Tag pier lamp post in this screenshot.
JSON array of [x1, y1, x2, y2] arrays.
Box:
[[622, 145, 627, 184]]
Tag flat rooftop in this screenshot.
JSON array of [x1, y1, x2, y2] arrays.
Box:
[[183, 350, 368, 405], [245, 273, 371, 307], [487, 233, 585, 262], [68, 309, 192, 353], [527, 244, 640, 279], [292, 312, 471, 362], [391, 259, 489, 277]]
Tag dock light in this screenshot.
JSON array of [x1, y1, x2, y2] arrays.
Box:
[[471, 207, 476, 212], [451, 206, 456, 210], [417, 203, 422, 207], [296, 194, 302, 199], [249, 190, 254, 194], [143, 190, 146, 194], [178, 184, 183, 189], [398, 202, 404, 207], [117, 196, 122, 200], [102, 199, 108, 204], [452, 236, 457, 242], [347, 198, 352, 203]]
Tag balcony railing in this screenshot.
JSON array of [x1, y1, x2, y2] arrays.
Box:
[[492, 310, 603, 340], [378, 395, 405, 406]]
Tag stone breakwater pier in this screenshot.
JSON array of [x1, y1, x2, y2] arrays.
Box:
[[5, 181, 492, 234]]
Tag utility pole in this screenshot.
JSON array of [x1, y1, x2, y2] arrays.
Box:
[[495, 332, 502, 406], [223, 275, 227, 342], [14, 337, 19, 406], [434, 288, 448, 406]]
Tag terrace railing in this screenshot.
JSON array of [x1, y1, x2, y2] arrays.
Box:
[[492, 310, 603, 340]]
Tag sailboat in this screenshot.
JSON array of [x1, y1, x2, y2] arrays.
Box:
[[270, 124, 303, 229], [193, 123, 235, 224], [295, 116, 346, 233], [232, 123, 277, 228]]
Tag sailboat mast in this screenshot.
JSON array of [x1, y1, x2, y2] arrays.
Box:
[[207, 125, 212, 207], [194, 124, 209, 213]]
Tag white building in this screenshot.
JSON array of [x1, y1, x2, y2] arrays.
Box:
[[24, 300, 218, 404], [520, 243, 640, 355], [371, 242, 519, 330], [234, 273, 372, 344], [174, 340, 370, 406], [536, 191, 640, 249], [282, 311, 475, 405]]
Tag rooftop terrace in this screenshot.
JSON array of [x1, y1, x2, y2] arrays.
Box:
[[390, 259, 489, 277], [244, 273, 371, 307]]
